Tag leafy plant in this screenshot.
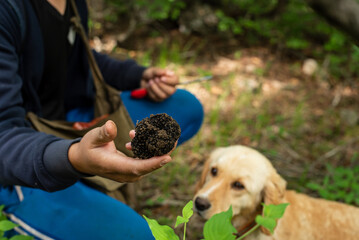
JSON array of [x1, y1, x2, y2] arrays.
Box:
[[144, 200, 289, 240], [202, 207, 236, 240], [203, 203, 289, 240], [307, 164, 359, 206], [0, 205, 33, 240], [144, 200, 193, 240], [175, 200, 193, 240]]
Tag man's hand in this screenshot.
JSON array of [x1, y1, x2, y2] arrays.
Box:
[[68, 120, 172, 182], [141, 67, 179, 102]]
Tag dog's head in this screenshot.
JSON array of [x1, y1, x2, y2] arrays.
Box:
[[193, 145, 286, 226]]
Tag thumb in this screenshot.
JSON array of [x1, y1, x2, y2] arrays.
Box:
[[91, 120, 117, 147], [144, 67, 165, 78], [152, 68, 166, 77]]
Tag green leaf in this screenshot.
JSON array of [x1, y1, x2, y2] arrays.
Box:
[[0, 221, 18, 232], [344, 192, 355, 204], [306, 182, 321, 191], [323, 175, 330, 186], [318, 189, 329, 198], [175, 200, 193, 228], [182, 201, 193, 220], [10, 236, 34, 240], [175, 216, 187, 228], [255, 215, 277, 234], [143, 216, 179, 240], [263, 203, 289, 220], [203, 206, 237, 240]]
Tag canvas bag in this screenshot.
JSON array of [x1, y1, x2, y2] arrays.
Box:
[[26, 0, 136, 199]]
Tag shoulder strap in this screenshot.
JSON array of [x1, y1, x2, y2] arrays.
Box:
[[69, 0, 118, 116]]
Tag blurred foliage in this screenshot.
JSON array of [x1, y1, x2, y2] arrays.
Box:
[[104, 0, 185, 22], [307, 162, 359, 206], [103, 0, 359, 81]]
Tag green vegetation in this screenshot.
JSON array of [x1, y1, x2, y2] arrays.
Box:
[[103, 0, 359, 81], [144, 201, 289, 240], [307, 164, 359, 205]]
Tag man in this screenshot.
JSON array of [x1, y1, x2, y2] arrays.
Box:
[[0, 0, 203, 239]]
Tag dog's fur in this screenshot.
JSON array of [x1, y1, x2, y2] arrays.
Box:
[[193, 145, 359, 240]]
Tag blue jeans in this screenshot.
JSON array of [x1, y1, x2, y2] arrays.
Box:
[[0, 89, 203, 239], [0, 182, 153, 240]]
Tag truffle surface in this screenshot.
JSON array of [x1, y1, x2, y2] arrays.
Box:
[[131, 113, 181, 159]]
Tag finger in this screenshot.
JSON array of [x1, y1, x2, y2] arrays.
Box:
[[161, 74, 179, 86], [125, 130, 136, 150], [151, 68, 166, 77], [147, 89, 162, 102], [129, 130, 135, 139], [93, 153, 172, 183], [125, 142, 132, 150], [148, 82, 169, 100], [157, 82, 177, 96], [130, 155, 172, 175], [91, 120, 117, 147], [146, 82, 162, 102], [165, 69, 175, 76], [143, 67, 165, 79], [168, 141, 178, 155]]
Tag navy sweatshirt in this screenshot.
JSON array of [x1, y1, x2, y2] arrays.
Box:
[[0, 0, 146, 191]]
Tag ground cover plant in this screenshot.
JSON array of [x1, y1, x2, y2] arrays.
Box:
[[144, 200, 289, 240], [307, 163, 359, 205]]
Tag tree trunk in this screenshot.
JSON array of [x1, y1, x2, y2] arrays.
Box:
[[305, 0, 359, 44]]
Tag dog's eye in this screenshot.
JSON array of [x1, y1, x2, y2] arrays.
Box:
[[232, 181, 244, 190], [210, 167, 218, 176]]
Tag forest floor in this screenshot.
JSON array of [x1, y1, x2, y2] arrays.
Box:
[[93, 31, 359, 239]]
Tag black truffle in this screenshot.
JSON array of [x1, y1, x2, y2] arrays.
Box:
[[131, 113, 181, 159]]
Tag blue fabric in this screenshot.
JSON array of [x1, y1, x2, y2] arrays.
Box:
[[66, 89, 204, 145], [0, 182, 154, 240], [66, 107, 95, 123]]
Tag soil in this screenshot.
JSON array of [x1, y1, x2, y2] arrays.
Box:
[[131, 113, 181, 159]]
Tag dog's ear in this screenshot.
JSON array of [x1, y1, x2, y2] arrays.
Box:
[[263, 170, 287, 205], [195, 159, 211, 193], [260, 170, 287, 235]]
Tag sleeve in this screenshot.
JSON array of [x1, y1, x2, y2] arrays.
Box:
[[0, 1, 87, 192], [93, 50, 147, 91]]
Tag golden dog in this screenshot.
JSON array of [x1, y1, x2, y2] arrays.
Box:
[[193, 145, 359, 240]]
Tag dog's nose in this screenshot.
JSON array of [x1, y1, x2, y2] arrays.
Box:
[[195, 197, 211, 211]]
